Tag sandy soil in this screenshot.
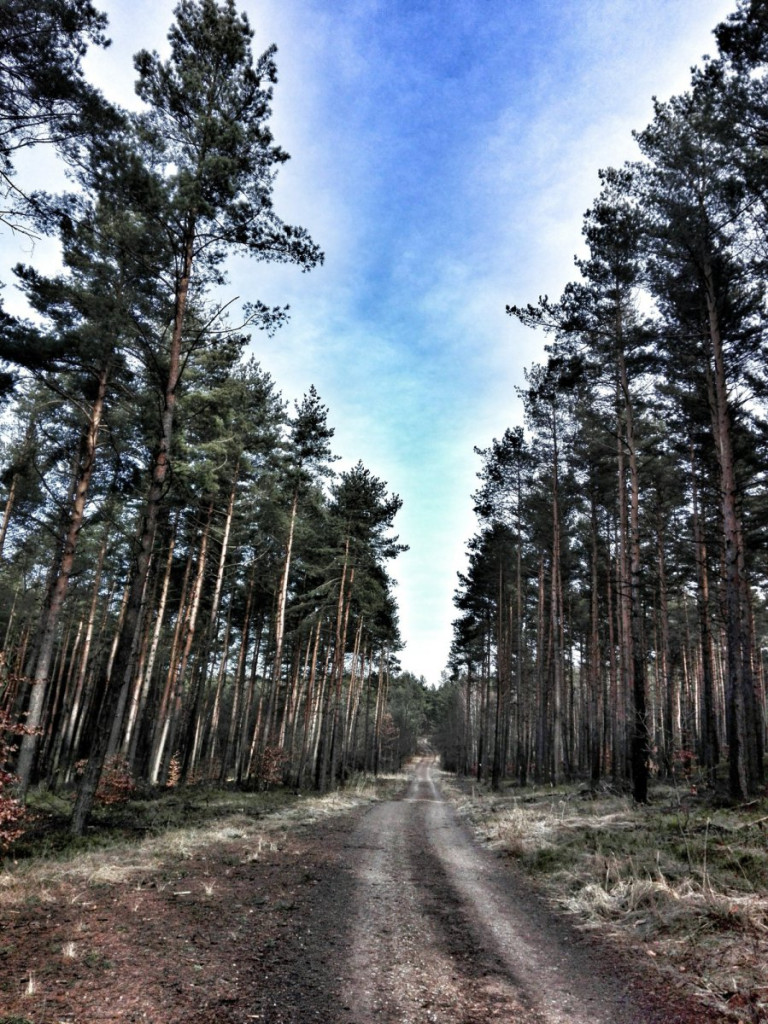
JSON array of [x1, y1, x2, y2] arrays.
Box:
[[0, 759, 731, 1023]]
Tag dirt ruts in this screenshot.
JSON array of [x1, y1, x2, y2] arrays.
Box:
[[1, 760, 730, 1023], [307, 758, 725, 1024]]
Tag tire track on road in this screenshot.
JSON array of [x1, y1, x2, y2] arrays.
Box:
[[340, 762, 540, 1023], [337, 758, 720, 1024]]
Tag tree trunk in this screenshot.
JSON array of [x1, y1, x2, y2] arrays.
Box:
[[295, 617, 323, 789], [155, 502, 213, 783], [589, 496, 602, 786], [71, 224, 195, 834], [16, 361, 110, 798], [704, 261, 758, 798]]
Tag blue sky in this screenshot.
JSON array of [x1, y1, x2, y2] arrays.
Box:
[[3, 0, 736, 683]]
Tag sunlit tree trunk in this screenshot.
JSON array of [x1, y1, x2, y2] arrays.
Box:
[[148, 539, 194, 784], [550, 425, 564, 783], [295, 618, 323, 788], [124, 518, 177, 768], [158, 503, 213, 783], [704, 260, 762, 798], [329, 556, 354, 787], [16, 360, 110, 797], [617, 343, 649, 803], [0, 472, 17, 561], [372, 651, 389, 778], [589, 497, 602, 785], [341, 617, 365, 779], [533, 555, 546, 781], [656, 521, 674, 774]]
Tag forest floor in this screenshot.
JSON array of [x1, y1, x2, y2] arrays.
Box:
[[0, 759, 765, 1023]]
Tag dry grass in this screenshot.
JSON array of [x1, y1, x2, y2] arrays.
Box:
[[0, 770, 410, 1020], [439, 771, 768, 1022], [0, 771, 406, 912]]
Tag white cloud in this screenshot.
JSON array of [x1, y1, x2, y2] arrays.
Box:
[[0, 0, 740, 685]]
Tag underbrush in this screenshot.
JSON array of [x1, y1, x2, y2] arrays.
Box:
[[0, 768, 409, 925], [439, 770, 768, 1021], [4, 768, 406, 864]]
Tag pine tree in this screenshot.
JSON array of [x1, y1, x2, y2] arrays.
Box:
[[634, 78, 766, 799], [0, 0, 112, 232], [71, 0, 322, 833]]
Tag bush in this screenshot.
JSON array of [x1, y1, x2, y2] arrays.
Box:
[[249, 745, 288, 790], [0, 710, 27, 853], [74, 756, 136, 805]]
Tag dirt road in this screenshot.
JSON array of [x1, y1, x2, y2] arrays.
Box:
[[314, 758, 719, 1024], [2, 759, 728, 1023]]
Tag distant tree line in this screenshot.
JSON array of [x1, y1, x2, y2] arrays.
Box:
[[0, 0, 416, 836], [436, 0, 768, 803]]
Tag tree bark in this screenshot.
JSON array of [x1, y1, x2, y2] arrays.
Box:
[[71, 222, 195, 834], [704, 260, 757, 798], [16, 360, 110, 798]]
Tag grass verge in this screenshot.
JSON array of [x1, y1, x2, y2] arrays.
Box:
[[438, 771, 768, 1023], [0, 770, 406, 900]]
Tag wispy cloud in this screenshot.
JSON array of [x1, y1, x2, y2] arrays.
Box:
[[0, 0, 737, 682]]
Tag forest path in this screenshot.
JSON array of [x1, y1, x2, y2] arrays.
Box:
[[322, 757, 708, 1024], [1, 760, 728, 1023]]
